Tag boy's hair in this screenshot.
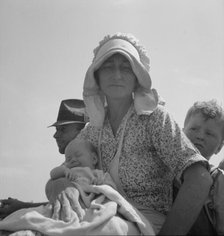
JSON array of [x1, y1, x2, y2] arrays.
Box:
[[184, 100, 224, 138]]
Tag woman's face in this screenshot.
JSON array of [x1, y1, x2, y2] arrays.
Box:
[[96, 53, 137, 99]]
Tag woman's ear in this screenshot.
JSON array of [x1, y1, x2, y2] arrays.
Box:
[[92, 152, 98, 166]]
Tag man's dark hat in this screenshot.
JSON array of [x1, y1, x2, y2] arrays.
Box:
[[49, 99, 87, 127]]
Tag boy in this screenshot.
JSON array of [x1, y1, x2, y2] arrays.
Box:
[[183, 99, 224, 161], [183, 99, 224, 235]]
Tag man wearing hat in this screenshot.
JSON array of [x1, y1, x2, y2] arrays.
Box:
[[0, 99, 87, 219], [50, 99, 87, 154]]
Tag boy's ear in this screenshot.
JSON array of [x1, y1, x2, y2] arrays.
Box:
[[215, 140, 224, 154]]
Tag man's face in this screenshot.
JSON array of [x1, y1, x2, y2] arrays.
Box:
[[53, 123, 81, 154], [183, 113, 223, 160]]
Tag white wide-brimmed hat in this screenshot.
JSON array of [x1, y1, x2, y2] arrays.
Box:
[[83, 33, 160, 126]]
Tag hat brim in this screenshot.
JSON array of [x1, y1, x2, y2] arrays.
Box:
[[94, 49, 132, 71], [48, 120, 86, 128]]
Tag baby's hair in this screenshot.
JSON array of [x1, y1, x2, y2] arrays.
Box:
[[65, 139, 97, 157], [184, 99, 224, 137]]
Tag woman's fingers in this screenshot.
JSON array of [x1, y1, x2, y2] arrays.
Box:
[[65, 187, 85, 220], [52, 198, 60, 220], [59, 192, 72, 222], [51, 189, 81, 222]]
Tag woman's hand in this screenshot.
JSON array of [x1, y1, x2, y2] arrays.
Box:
[[45, 178, 85, 222], [83, 184, 123, 204], [52, 188, 84, 222]]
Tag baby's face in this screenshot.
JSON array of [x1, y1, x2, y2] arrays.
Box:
[[183, 113, 223, 159], [65, 142, 95, 169]]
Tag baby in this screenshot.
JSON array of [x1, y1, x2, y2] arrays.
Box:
[[51, 139, 97, 181], [47, 139, 116, 207]]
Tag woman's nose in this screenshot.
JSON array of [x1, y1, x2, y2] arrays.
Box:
[[113, 67, 122, 80]]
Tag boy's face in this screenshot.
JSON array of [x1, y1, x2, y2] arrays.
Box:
[[183, 112, 224, 160], [65, 141, 96, 169]]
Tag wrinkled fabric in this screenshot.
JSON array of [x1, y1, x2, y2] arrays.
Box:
[[0, 229, 42, 236], [0, 184, 155, 236], [78, 105, 209, 215]]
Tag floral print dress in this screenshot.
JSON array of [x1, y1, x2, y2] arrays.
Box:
[[77, 105, 208, 215]]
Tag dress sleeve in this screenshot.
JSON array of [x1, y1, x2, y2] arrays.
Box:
[[93, 170, 117, 190], [148, 106, 209, 184], [102, 172, 117, 190], [76, 122, 102, 149]]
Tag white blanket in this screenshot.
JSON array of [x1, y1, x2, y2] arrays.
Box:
[[0, 185, 155, 236]]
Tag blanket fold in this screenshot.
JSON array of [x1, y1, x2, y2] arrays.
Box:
[[0, 184, 155, 235]]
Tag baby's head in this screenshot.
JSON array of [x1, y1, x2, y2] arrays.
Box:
[[65, 139, 98, 169], [183, 100, 224, 160]]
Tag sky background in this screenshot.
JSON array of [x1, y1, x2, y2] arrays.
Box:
[[0, 0, 223, 202]]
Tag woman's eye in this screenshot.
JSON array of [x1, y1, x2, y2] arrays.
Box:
[[121, 66, 132, 72], [121, 63, 132, 71], [101, 63, 113, 69]]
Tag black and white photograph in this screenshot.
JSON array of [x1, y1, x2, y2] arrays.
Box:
[[0, 0, 223, 235]]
